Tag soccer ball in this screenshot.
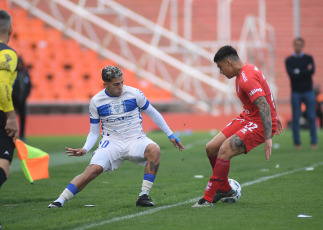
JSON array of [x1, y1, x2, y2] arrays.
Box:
[[221, 178, 241, 203]]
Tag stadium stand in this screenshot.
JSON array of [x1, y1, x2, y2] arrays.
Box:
[[4, 4, 173, 104], [2, 0, 323, 135]]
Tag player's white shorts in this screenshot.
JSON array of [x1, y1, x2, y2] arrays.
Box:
[[90, 135, 157, 172]]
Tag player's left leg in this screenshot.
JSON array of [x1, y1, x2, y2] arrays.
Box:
[[135, 143, 160, 207], [192, 135, 245, 207], [127, 136, 160, 207]]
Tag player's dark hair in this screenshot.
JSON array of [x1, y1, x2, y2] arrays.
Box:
[[214, 45, 240, 63], [0, 10, 11, 34], [101, 66, 123, 82]]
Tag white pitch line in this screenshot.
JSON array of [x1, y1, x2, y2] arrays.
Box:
[[73, 161, 323, 230]]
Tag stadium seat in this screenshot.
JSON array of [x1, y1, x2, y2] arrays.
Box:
[[7, 6, 174, 103]]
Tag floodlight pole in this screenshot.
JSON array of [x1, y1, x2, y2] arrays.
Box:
[[294, 0, 300, 37]]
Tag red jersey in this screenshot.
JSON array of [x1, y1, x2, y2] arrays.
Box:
[[236, 64, 277, 123]]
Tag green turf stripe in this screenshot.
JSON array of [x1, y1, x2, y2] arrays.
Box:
[[73, 161, 323, 230], [10, 151, 92, 173]]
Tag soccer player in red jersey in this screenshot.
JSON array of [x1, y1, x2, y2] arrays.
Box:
[[192, 45, 283, 207]]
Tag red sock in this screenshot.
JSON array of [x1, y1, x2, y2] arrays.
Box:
[[203, 158, 231, 202], [208, 156, 217, 169]]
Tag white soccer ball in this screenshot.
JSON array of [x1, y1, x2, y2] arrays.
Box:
[[221, 178, 241, 203]]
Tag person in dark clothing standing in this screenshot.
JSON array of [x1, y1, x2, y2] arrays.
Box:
[[285, 37, 317, 150], [12, 56, 31, 141]]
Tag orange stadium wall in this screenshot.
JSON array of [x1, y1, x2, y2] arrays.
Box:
[[5, 0, 322, 136], [23, 113, 237, 136]]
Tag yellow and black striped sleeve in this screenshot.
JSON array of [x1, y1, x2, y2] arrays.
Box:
[[0, 43, 18, 113]]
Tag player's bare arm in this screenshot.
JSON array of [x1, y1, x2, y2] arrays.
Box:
[[254, 96, 272, 161], [254, 96, 272, 140], [5, 110, 19, 141], [169, 138, 184, 151]]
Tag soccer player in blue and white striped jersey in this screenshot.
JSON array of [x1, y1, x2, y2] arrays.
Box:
[[48, 66, 184, 208]]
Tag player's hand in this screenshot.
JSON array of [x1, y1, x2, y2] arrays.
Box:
[[5, 111, 19, 142], [264, 138, 272, 162], [168, 134, 184, 151], [65, 147, 87, 156], [275, 117, 283, 135]]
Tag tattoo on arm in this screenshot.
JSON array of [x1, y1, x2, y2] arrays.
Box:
[[229, 134, 246, 154], [254, 96, 272, 140]]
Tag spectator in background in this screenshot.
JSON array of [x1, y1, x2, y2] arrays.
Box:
[[12, 56, 31, 141], [314, 85, 323, 129], [285, 37, 317, 150], [0, 9, 18, 188]]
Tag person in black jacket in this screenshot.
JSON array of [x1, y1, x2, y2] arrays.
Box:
[[285, 37, 317, 150], [12, 56, 31, 141]]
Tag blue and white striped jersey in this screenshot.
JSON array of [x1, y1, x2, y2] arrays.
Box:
[[89, 85, 149, 139]]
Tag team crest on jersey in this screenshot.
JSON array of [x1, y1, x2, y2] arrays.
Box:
[[5, 54, 12, 62], [113, 104, 121, 113]]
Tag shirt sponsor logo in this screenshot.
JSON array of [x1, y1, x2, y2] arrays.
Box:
[[241, 71, 248, 82], [106, 115, 133, 123], [249, 88, 263, 96]]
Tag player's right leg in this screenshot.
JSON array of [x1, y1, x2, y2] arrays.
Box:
[[205, 132, 228, 169], [48, 143, 115, 208], [48, 164, 103, 208]]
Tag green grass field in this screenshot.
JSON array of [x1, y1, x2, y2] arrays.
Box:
[[0, 129, 322, 230]]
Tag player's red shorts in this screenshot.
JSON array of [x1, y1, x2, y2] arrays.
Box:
[[221, 117, 277, 153]]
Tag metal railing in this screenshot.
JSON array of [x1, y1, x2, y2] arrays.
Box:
[[9, 0, 275, 115]]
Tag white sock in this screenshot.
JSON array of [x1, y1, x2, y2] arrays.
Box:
[[139, 180, 153, 196], [55, 188, 74, 206]]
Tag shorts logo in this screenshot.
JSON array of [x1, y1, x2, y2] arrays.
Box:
[[249, 88, 262, 96], [4, 150, 9, 155]]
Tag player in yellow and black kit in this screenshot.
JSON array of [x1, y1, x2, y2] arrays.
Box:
[[0, 10, 18, 188]]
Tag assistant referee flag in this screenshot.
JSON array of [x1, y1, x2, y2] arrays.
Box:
[[15, 139, 49, 183]]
